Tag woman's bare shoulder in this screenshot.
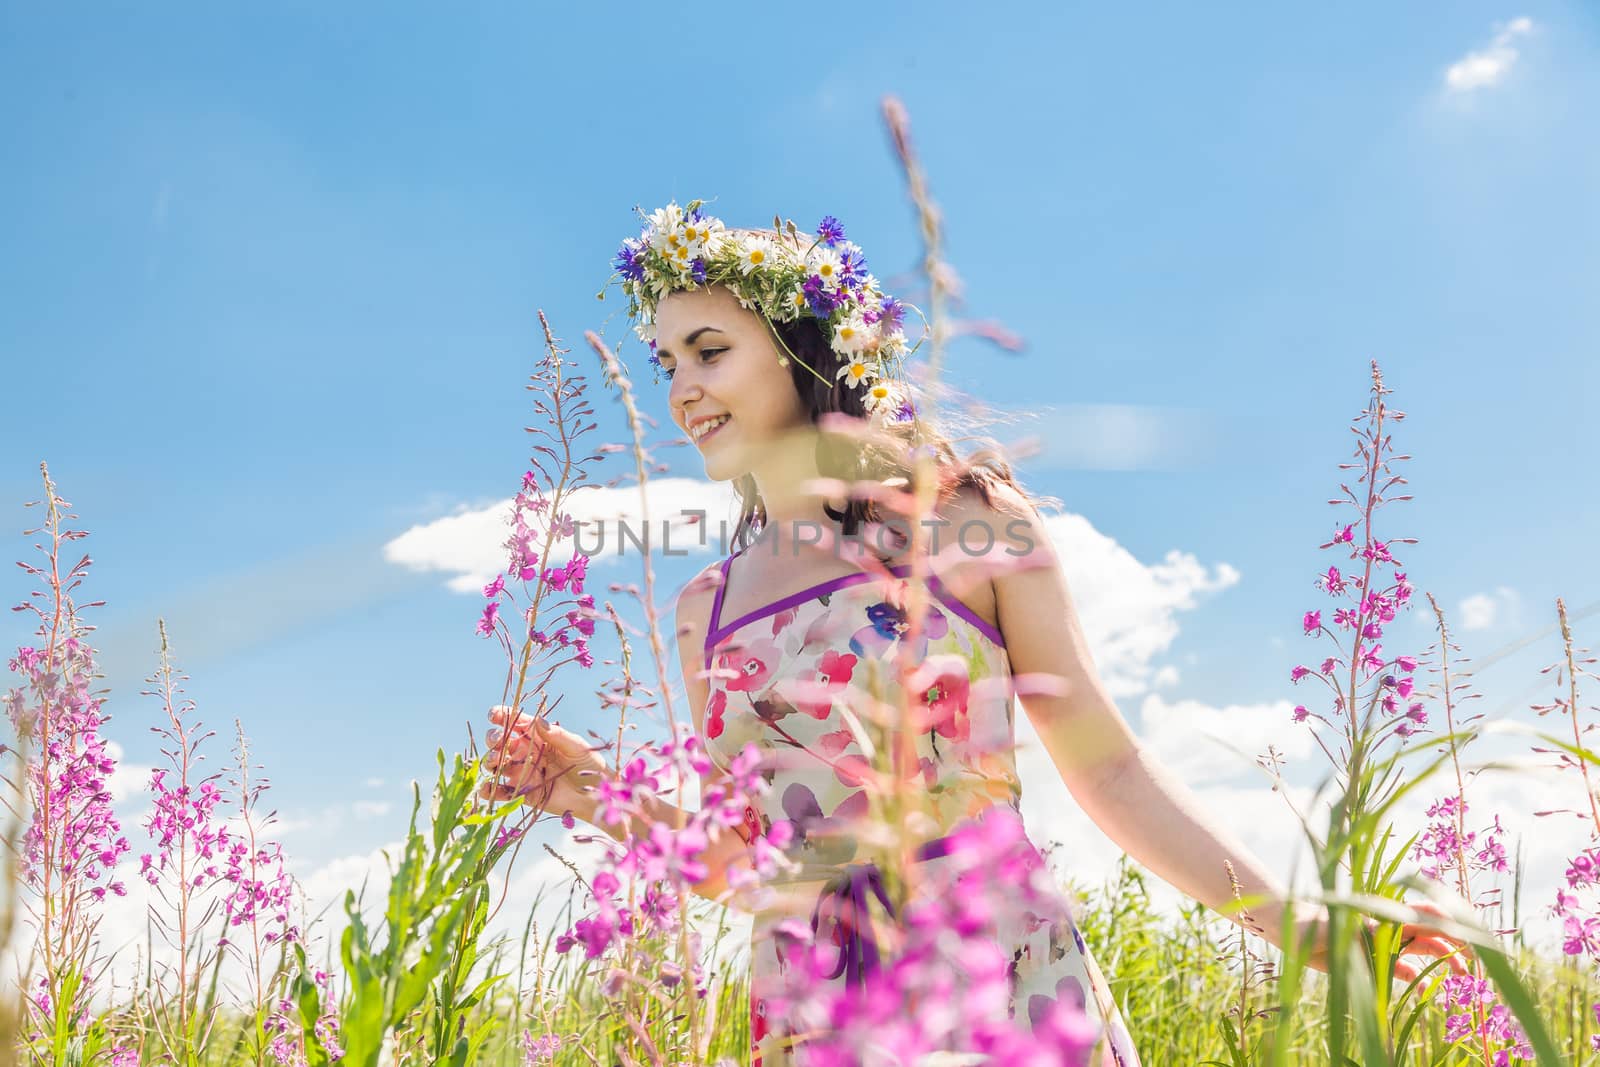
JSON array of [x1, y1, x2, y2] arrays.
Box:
[[673, 559, 727, 655], [934, 480, 1043, 546]]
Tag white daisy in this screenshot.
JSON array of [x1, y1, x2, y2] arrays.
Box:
[[832, 312, 872, 355], [863, 378, 897, 413], [804, 245, 844, 289], [646, 204, 683, 249], [680, 211, 723, 249], [737, 236, 776, 276], [835, 355, 876, 389], [666, 240, 697, 275]]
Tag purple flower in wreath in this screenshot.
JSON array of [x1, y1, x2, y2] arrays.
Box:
[[848, 599, 948, 661], [816, 215, 846, 246], [803, 275, 843, 316], [612, 238, 647, 281], [876, 294, 906, 333]]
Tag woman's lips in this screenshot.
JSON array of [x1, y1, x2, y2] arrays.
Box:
[[696, 417, 729, 447]]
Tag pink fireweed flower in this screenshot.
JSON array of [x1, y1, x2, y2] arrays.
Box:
[[1285, 370, 1431, 790], [552, 740, 791, 997], [1437, 974, 1533, 1061], [768, 806, 1098, 1064], [1567, 849, 1600, 887], [476, 601, 500, 637], [522, 1032, 563, 1065], [7, 471, 134, 1033]]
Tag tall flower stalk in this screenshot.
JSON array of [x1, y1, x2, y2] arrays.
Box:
[[1267, 364, 1560, 1067], [1414, 592, 1524, 1064], [137, 619, 233, 1065], [1534, 597, 1600, 1054], [3, 463, 129, 1063], [219, 719, 299, 1067]]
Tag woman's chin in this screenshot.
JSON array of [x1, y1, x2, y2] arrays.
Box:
[[699, 436, 750, 482], [701, 454, 746, 482]]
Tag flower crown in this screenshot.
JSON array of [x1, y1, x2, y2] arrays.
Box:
[[603, 199, 922, 423]]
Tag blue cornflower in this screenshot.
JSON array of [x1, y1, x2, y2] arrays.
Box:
[[893, 400, 916, 423], [690, 257, 708, 284], [877, 295, 906, 332], [816, 215, 846, 246], [612, 239, 646, 281], [838, 247, 868, 286]]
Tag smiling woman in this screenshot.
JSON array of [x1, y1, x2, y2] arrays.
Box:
[[487, 201, 1470, 1065], [607, 205, 1154, 1065]]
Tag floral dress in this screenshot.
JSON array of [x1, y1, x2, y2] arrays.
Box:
[[699, 551, 1140, 1066]]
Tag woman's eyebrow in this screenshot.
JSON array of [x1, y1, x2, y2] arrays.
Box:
[[655, 324, 724, 360]]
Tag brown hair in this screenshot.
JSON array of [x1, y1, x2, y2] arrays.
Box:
[[727, 291, 1059, 556]]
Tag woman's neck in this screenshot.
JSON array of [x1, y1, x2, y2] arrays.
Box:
[[745, 428, 842, 558]]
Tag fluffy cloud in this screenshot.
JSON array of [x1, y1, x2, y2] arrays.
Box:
[[385, 478, 740, 593], [1039, 509, 1240, 699], [1445, 17, 1534, 93], [1459, 586, 1520, 631]]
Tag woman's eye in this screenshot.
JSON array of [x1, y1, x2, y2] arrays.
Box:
[[660, 349, 722, 382]]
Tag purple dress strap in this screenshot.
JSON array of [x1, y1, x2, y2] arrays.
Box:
[[704, 554, 737, 671]]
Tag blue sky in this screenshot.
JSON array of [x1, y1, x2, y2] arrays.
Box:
[[3, 4, 1599, 949]]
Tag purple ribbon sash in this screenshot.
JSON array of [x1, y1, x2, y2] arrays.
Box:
[[807, 834, 955, 989]]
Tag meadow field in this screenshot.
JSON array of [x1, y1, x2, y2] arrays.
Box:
[[5, 97, 1599, 1067]]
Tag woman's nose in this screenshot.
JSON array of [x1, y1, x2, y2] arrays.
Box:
[[668, 367, 701, 414]]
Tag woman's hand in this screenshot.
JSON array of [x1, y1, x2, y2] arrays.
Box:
[[1297, 900, 1475, 983], [478, 705, 610, 823]]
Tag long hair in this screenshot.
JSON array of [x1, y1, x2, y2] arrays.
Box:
[[722, 237, 1057, 556]]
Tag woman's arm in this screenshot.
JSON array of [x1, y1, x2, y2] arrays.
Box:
[[977, 486, 1471, 978], [978, 484, 1298, 943]]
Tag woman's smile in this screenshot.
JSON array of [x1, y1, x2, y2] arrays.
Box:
[[690, 414, 731, 447]]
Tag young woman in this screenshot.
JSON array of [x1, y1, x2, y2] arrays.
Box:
[[481, 205, 1470, 1065]]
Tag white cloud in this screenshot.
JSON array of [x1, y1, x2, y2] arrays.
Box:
[[1445, 17, 1534, 93], [352, 801, 392, 818], [1040, 509, 1240, 699], [1459, 586, 1520, 631], [1137, 693, 1313, 787], [384, 479, 740, 593], [103, 740, 154, 805]]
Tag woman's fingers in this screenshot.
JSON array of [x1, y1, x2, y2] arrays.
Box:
[[1400, 920, 1473, 955], [488, 705, 536, 732]]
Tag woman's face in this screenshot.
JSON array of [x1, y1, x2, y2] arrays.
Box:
[[655, 284, 811, 482]]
